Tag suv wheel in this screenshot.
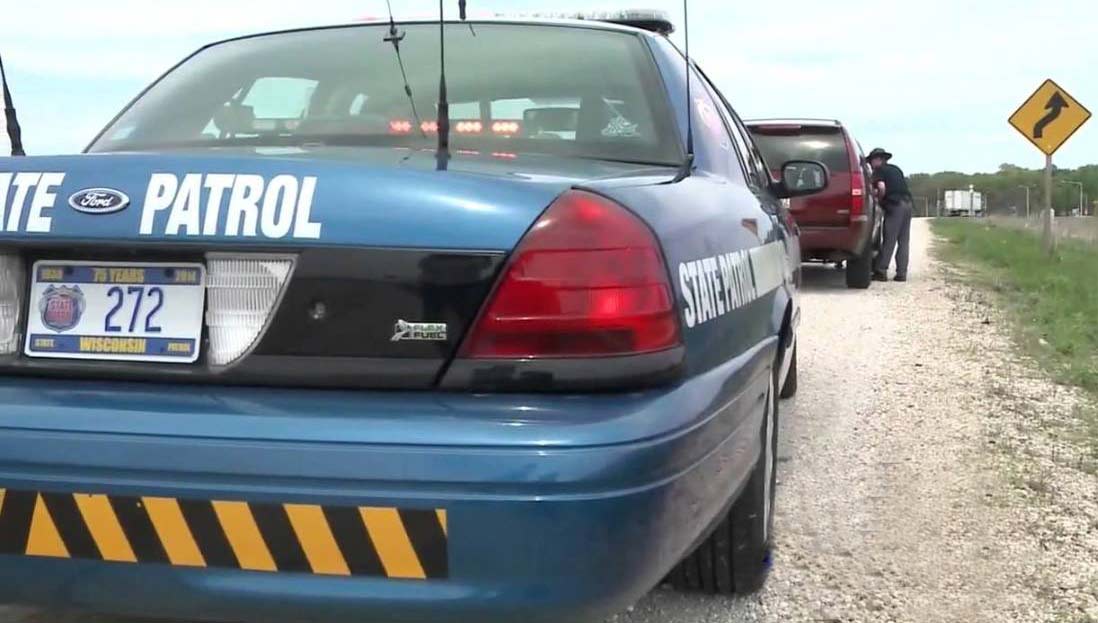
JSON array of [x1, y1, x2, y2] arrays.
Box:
[[669, 368, 778, 595], [845, 246, 873, 289]]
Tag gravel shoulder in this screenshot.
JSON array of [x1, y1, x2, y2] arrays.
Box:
[[618, 218, 1097, 623]]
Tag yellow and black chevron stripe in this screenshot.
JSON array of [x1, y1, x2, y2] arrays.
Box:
[[0, 489, 447, 579]]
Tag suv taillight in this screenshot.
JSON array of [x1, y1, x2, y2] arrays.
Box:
[[460, 190, 681, 359], [848, 133, 867, 221]]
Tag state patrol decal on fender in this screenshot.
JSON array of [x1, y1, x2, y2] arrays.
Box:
[[678, 241, 788, 329], [68, 188, 130, 214]]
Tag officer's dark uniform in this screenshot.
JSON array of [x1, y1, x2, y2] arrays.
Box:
[[867, 148, 912, 281]]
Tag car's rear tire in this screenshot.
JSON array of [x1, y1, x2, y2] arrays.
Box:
[[779, 344, 798, 399], [669, 368, 778, 595], [845, 246, 873, 289]]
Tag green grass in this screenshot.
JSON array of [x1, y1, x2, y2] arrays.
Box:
[[932, 219, 1098, 394], [935, 221, 1098, 623]]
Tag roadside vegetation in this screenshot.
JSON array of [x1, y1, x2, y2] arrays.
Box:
[[933, 219, 1097, 391], [933, 218, 1098, 459], [910, 163, 1098, 217]]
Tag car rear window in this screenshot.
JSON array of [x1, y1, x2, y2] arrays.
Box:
[[88, 23, 680, 165], [747, 125, 850, 173]]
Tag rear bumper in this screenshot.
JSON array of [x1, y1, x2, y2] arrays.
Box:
[[0, 343, 773, 623], [797, 221, 873, 259]]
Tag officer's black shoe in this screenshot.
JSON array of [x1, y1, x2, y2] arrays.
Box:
[[894, 274, 908, 282], [872, 271, 889, 282]]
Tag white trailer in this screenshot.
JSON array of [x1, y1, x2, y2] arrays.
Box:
[[944, 189, 984, 217]]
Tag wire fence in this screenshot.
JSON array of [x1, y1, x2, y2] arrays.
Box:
[[988, 215, 1098, 245]]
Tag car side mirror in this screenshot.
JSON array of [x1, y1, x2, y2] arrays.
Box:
[[774, 160, 830, 199]]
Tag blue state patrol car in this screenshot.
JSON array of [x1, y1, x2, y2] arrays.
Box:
[[0, 13, 825, 623]]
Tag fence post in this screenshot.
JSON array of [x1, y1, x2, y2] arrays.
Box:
[[1041, 208, 1057, 256]]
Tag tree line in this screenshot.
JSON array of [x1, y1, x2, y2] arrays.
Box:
[[906, 164, 1098, 217]]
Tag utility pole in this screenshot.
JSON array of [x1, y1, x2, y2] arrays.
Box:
[[912, 196, 930, 217], [1060, 181, 1083, 215], [1018, 185, 1031, 218]]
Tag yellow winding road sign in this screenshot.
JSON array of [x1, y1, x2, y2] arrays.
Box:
[[1009, 79, 1091, 156]]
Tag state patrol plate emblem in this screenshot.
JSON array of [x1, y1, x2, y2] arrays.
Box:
[[39, 285, 86, 332]]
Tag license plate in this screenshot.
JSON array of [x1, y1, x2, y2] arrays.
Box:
[[24, 261, 206, 363]]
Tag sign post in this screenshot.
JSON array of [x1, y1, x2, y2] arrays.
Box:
[[1009, 79, 1091, 217], [1045, 154, 1053, 215]]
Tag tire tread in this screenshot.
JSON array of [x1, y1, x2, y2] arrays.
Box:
[[668, 370, 779, 595]]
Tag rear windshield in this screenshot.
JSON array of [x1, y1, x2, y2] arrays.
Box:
[[747, 125, 850, 173], [88, 23, 680, 165]]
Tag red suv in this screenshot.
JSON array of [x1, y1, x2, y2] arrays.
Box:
[[746, 119, 880, 289]]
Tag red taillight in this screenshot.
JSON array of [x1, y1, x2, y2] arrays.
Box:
[[461, 191, 681, 359], [851, 181, 865, 217], [389, 120, 413, 134], [847, 133, 866, 219]]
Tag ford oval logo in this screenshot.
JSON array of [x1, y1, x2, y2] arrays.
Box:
[[68, 188, 130, 215]]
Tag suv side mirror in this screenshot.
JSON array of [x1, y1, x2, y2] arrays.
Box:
[[774, 160, 830, 199]]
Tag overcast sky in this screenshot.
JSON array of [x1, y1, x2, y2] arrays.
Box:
[[0, 0, 1093, 173]]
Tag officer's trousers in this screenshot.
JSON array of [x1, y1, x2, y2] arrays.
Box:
[[876, 199, 913, 277]]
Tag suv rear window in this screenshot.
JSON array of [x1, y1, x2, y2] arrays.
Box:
[[89, 23, 680, 165], [747, 125, 850, 173]]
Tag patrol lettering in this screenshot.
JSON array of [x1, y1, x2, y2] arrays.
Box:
[[165, 173, 203, 235], [697, 260, 712, 323], [202, 174, 234, 236], [707, 257, 725, 316], [0, 172, 65, 233], [679, 263, 696, 329], [677, 242, 785, 329], [226, 174, 263, 237], [140, 173, 322, 239]]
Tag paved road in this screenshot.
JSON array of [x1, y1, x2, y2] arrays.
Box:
[[8, 220, 1095, 622]]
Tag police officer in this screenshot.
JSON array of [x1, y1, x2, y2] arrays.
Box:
[[866, 148, 912, 282]]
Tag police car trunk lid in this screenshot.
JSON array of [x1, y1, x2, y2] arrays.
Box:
[[0, 151, 644, 388]]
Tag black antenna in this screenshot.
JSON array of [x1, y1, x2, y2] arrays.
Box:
[[0, 53, 25, 156], [673, 0, 693, 182], [459, 0, 476, 35], [435, 0, 450, 171], [384, 0, 427, 138]]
